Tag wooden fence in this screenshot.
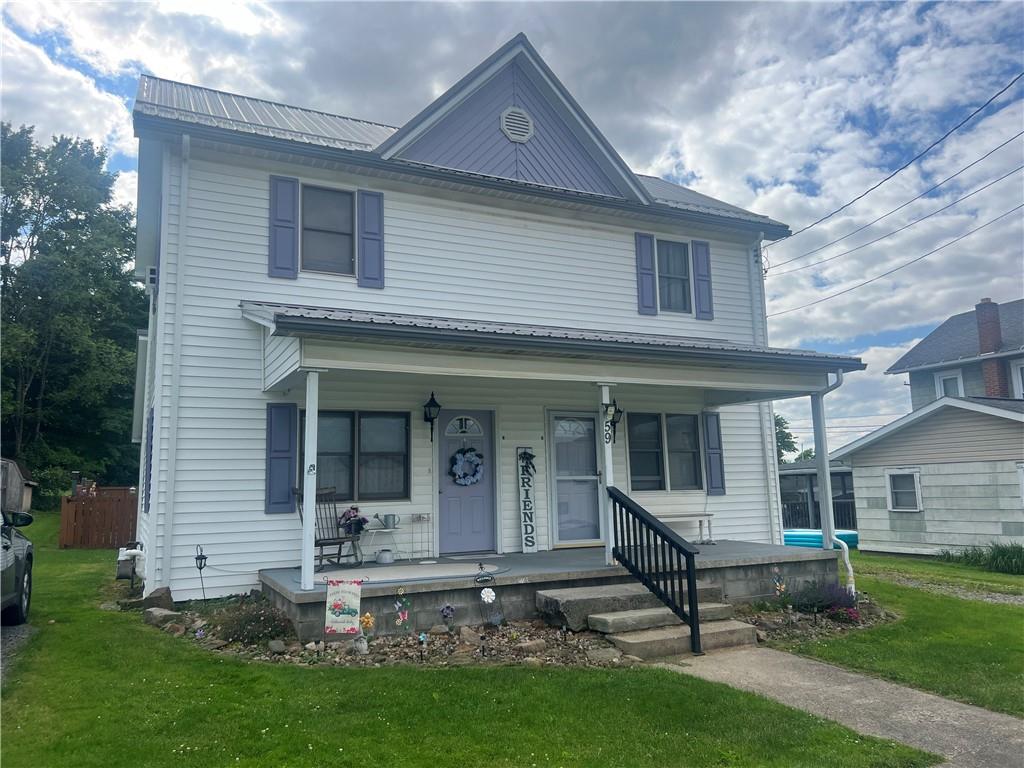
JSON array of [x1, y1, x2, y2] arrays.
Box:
[[59, 487, 138, 549]]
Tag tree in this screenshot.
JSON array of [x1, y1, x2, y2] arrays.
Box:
[[793, 448, 816, 463], [774, 413, 797, 462], [1, 124, 146, 507]]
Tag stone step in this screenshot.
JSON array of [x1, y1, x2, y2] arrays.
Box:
[[587, 602, 733, 634], [607, 619, 757, 659], [536, 581, 722, 631]]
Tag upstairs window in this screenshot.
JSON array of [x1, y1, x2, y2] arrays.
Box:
[[627, 413, 703, 491], [933, 369, 963, 398], [302, 186, 354, 275], [656, 240, 692, 313]]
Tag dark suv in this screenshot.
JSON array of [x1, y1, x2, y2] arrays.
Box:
[[1, 511, 33, 624]]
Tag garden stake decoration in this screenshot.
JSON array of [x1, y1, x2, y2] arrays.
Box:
[[772, 567, 787, 601], [440, 603, 456, 633], [418, 632, 427, 662], [194, 545, 208, 604], [394, 587, 411, 628]]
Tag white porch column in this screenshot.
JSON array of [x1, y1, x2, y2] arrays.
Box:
[[300, 370, 320, 591], [810, 392, 836, 551], [599, 383, 616, 566]]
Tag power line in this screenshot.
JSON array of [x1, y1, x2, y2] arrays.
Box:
[[767, 164, 1024, 278], [767, 203, 1024, 317], [764, 71, 1024, 249], [767, 130, 1024, 270]]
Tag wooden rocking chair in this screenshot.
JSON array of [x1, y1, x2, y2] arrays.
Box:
[[294, 487, 364, 570]]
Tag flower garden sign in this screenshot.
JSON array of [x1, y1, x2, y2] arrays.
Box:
[[517, 447, 538, 553], [325, 579, 362, 636]]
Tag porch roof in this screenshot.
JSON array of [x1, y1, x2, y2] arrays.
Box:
[[240, 301, 864, 373]]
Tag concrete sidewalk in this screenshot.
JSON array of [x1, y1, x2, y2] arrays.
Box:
[[660, 647, 1023, 768]]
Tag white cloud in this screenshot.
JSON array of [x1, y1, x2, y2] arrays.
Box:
[[0, 31, 134, 155], [111, 170, 138, 209]]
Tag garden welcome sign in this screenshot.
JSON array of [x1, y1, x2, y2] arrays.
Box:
[[517, 447, 538, 553], [325, 579, 362, 636]]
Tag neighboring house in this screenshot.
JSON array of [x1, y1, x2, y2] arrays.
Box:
[[832, 398, 1024, 555], [887, 297, 1024, 410], [778, 459, 856, 530], [130, 34, 862, 600]]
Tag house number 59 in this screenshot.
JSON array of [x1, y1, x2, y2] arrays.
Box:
[[603, 421, 613, 445]]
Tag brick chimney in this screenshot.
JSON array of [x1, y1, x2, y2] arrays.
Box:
[[976, 298, 1009, 397]]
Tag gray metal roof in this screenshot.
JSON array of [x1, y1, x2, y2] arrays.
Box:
[[134, 75, 397, 151], [887, 298, 1024, 373], [134, 75, 782, 230], [962, 396, 1024, 415], [240, 301, 864, 370]]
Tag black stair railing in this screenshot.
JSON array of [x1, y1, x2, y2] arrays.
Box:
[[608, 486, 703, 654]]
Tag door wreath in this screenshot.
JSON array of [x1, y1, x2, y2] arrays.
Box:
[[449, 447, 485, 486]]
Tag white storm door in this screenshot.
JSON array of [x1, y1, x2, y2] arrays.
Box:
[[550, 413, 603, 546]]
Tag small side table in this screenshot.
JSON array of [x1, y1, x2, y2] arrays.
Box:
[[361, 526, 403, 561]]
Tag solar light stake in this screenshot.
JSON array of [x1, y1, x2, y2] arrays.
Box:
[[194, 545, 208, 604]]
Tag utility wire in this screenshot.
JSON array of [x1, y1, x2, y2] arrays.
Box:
[[767, 203, 1024, 317], [767, 164, 1023, 278], [767, 130, 1024, 270], [764, 71, 1024, 249]]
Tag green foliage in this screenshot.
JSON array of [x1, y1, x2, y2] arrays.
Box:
[[937, 543, 1024, 575], [213, 595, 296, 645], [793, 447, 815, 463], [789, 579, 856, 613], [0, 123, 146, 501], [1, 513, 937, 768], [774, 413, 797, 462]]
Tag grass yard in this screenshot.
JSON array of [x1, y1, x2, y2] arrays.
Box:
[[0, 513, 937, 768], [850, 550, 1024, 595], [779, 570, 1024, 718]]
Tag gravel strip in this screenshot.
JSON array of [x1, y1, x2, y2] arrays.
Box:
[[878, 575, 1024, 606], [1, 624, 38, 685]]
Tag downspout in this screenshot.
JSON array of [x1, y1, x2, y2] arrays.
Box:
[[160, 134, 190, 590], [812, 370, 855, 595]]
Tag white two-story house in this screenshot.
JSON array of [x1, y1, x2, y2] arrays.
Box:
[[131, 34, 863, 602]]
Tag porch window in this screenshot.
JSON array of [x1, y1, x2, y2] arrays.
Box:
[[656, 240, 692, 313], [886, 469, 921, 512], [627, 413, 703, 491], [301, 185, 355, 275], [301, 411, 410, 501]]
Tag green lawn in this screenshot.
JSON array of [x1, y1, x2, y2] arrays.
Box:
[[779, 575, 1024, 717], [0, 513, 936, 768], [850, 550, 1024, 595]]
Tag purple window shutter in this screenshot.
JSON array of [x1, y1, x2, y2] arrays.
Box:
[[268, 176, 298, 279], [266, 403, 298, 514], [635, 232, 657, 315], [144, 407, 154, 514], [692, 240, 714, 320], [357, 190, 384, 288], [702, 412, 726, 496]]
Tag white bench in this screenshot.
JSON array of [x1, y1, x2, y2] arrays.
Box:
[[659, 511, 715, 545]]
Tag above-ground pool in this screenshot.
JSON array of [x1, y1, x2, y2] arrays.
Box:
[[783, 529, 859, 549]]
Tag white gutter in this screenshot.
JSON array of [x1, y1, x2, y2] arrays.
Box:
[[811, 369, 855, 595]]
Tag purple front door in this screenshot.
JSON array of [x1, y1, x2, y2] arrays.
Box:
[[439, 410, 495, 554]]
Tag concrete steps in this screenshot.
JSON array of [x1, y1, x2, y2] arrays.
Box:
[[536, 581, 722, 631], [536, 581, 756, 659]]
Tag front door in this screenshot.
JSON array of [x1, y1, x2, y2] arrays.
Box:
[[551, 413, 603, 545], [439, 410, 495, 554]]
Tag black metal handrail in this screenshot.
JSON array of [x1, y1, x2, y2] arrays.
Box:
[[608, 486, 703, 654]]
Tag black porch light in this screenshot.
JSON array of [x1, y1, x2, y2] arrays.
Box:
[[603, 399, 624, 441], [423, 392, 442, 441]]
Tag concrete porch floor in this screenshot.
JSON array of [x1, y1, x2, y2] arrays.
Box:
[[260, 541, 839, 640]]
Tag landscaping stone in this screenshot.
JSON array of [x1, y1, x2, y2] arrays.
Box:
[[521, 657, 543, 668], [118, 597, 145, 611], [267, 640, 287, 654], [514, 638, 547, 654], [142, 587, 174, 611], [164, 623, 187, 637], [99, 602, 120, 612], [458, 626, 483, 646], [428, 624, 450, 636], [143, 608, 181, 627], [586, 647, 622, 663]]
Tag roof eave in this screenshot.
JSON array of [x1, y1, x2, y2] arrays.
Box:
[[885, 347, 1024, 375], [133, 112, 791, 239]]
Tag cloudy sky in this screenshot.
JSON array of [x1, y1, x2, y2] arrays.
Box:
[[2, 1, 1022, 453]]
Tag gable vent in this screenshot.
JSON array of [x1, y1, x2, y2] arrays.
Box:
[[500, 107, 534, 143]]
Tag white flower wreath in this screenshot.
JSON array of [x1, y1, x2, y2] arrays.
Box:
[[449, 447, 485, 486]]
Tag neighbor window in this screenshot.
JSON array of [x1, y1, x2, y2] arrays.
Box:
[[300, 411, 409, 501], [933, 369, 963, 398], [302, 185, 355, 275], [656, 240, 692, 313], [886, 470, 920, 512], [627, 413, 703, 492], [1012, 360, 1024, 399]]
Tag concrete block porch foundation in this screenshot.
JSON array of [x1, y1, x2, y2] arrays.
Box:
[[259, 541, 839, 642]]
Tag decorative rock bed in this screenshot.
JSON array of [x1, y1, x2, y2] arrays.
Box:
[[737, 592, 895, 644]]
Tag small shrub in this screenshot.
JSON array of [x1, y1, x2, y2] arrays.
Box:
[[791, 580, 856, 614], [214, 595, 295, 645], [937, 542, 1024, 575], [826, 607, 861, 624]]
